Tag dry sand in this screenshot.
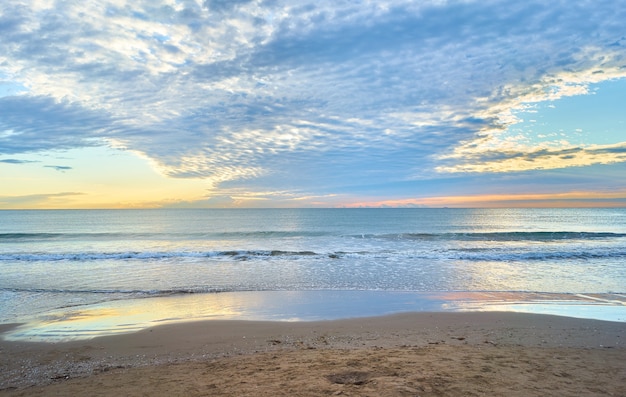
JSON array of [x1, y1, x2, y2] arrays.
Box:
[[1, 312, 625, 396]]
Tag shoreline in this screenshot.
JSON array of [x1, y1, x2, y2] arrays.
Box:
[[3, 290, 625, 343], [1, 311, 625, 396]]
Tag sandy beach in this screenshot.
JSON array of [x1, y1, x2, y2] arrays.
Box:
[[1, 312, 625, 396]]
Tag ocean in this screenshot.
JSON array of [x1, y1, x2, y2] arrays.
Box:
[[1, 208, 625, 340]]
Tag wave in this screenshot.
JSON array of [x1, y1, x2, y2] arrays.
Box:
[[3, 231, 625, 242], [329, 248, 626, 261], [3, 246, 625, 262], [0, 250, 319, 262], [1, 286, 238, 296], [373, 232, 626, 241], [0, 232, 150, 240], [454, 249, 626, 261], [0, 231, 331, 241]]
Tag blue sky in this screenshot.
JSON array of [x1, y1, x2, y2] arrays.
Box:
[[1, 0, 625, 208]]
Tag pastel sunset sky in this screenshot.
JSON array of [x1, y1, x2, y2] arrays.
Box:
[[1, 0, 625, 208]]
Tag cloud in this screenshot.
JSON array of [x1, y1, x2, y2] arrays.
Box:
[[44, 165, 73, 172], [0, 95, 117, 155], [1, 0, 625, 198], [0, 192, 84, 207], [202, 0, 254, 14], [437, 142, 626, 174], [0, 159, 38, 164]]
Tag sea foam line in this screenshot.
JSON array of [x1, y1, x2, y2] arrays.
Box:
[[2, 246, 626, 262]]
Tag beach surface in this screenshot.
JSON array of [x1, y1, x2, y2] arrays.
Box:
[[1, 312, 625, 396]]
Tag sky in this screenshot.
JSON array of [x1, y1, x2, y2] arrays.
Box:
[[1, 0, 626, 209]]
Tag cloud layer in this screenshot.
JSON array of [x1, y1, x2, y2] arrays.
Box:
[[1, 0, 626, 205]]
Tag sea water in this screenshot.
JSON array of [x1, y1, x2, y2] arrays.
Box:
[[1, 208, 625, 339]]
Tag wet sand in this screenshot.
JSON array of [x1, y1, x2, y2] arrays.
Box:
[[1, 312, 625, 396]]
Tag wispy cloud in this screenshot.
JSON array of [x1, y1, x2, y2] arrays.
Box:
[[0, 159, 38, 164], [0, 96, 115, 154], [437, 142, 626, 174], [0, 192, 84, 208], [1, 0, 625, 206], [44, 165, 73, 172], [437, 67, 626, 174]]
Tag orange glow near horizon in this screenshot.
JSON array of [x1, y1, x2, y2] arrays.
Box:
[[3, 189, 626, 209], [2, 146, 625, 209], [344, 190, 626, 208]]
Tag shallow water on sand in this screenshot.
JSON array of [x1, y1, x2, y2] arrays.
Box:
[[3, 290, 625, 342]]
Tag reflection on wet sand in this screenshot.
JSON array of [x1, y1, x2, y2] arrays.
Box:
[[441, 291, 626, 322], [3, 291, 625, 342], [4, 293, 248, 342]]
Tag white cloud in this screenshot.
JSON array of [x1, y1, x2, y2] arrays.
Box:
[[438, 64, 626, 174], [437, 142, 626, 174], [1, 0, 626, 200]]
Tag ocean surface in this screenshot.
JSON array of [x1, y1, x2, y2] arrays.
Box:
[[1, 208, 625, 340]]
